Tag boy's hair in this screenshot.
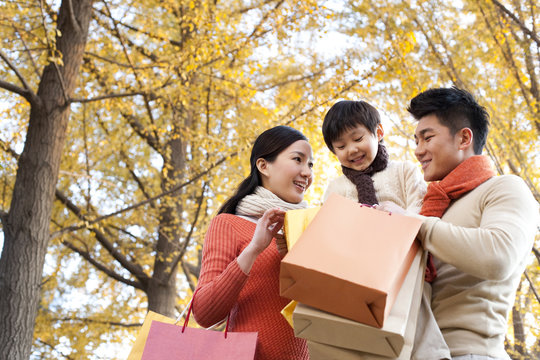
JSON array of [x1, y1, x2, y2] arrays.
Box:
[[322, 100, 381, 152], [407, 86, 490, 155]]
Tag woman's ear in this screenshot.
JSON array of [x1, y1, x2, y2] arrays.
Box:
[[376, 123, 384, 142], [458, 127, 474, 151], [256, 158, 269, 177]]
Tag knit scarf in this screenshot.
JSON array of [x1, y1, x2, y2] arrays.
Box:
[[236, 186, 307, 218], [341, 143, 389, 205], [421, 155, 496, 282]]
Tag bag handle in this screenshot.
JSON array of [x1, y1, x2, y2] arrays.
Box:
[[179, 287, 231, 338]]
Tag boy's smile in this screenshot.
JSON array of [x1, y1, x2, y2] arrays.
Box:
[[331, 123, 383, 171]]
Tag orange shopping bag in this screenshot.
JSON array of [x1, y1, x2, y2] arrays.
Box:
[[280, 193, 421, 328]]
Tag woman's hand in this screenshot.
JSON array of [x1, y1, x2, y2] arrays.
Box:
[[237, 208, 286, 274]]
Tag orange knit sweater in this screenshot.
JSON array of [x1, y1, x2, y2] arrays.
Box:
[[192, 214, 308, 360]]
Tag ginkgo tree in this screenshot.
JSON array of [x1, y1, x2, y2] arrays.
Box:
[[335, 0, 539, 357], [0, 0, 371, 358]]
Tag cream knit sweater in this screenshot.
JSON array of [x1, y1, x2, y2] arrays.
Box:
[[414, 175, 538, 359], [323, 160, 425, 212]]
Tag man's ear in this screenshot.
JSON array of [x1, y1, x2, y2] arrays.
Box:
[[458, 128, 474, 151], [376, 123, 384, 142], [256, 158, 269, 177]]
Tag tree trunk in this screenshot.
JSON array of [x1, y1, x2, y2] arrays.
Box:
[[0, 1, 94, 358]]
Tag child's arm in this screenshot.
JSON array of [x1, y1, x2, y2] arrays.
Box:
[[402, 161, 427, 213]]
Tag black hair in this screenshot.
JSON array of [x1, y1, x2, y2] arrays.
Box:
[[322, 100, 381, 152], [407, 86, 490, 154], [218, 125, 308, 214]]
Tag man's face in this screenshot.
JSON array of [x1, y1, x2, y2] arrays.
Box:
[[414, 114, 465, 182]]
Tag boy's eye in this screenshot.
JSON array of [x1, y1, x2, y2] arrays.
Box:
[[335, 145, 344, 150], [355, 137, 363, 142]]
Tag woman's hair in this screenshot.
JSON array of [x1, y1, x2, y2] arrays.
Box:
[[218, 125, 308, 214]]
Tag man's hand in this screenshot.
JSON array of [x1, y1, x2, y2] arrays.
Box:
[[375, 201, 408, 215]]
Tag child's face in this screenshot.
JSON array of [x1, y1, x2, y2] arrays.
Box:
[[331, 123, 383, 171]]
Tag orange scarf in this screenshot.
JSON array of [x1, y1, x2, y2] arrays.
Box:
[[421, 155, 496, 282]]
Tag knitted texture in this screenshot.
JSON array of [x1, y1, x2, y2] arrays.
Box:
[[236, 186, 307, 218], [421, 155, 496, 283], [341, 143, 389, 205], [421, 155, 496, 217], [193, 214, 308, 360]]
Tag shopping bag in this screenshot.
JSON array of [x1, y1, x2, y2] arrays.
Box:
[[283, 206, 320, 249], [280, 193, 422, 328], [141, 320, 258, 359], [307, 340, 392, 360], [141, 290, 258, 360], [280, 207, 320, 327], [126, 311, 177, 360], [292, 248, 426, 358]]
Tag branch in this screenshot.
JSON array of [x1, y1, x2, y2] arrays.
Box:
[[35, 339, 74, 360], [524, 270, 540, 305], [55, 189, 150, 286], [0, 210, 7, 229], [51, 154, 232, 237], [53, 316, 141, 327], [0, 50, 35, 93], [66, 0, 82, 33], [491, 0, 540, 45], [62, 238, 144, 290], [0, 79, 31, 100], [70, 91, 145, 103], [167, 183, 207, 282]]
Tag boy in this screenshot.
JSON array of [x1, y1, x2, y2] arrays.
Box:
[[322, 100, 450, 359]]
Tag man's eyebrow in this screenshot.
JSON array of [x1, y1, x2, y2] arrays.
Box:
[[416, 128, 434, 138]]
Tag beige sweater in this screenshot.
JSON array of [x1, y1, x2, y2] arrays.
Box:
[[323, 160, 426, 211], [414, 175, 538, 359]]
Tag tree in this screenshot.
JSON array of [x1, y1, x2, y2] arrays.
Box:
[[337, 0, 539, 356], [2, 0, 369, 357], [0, 0, 95, 358]]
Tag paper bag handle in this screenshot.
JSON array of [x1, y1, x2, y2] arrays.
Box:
[[179, 287, 231, 338]]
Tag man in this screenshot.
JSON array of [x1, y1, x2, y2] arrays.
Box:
[[377, 87, 538, 359]]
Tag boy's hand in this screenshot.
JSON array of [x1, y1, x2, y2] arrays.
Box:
[[375, 201, 407, 215]]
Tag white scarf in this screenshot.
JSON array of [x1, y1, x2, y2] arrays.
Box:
[[235, 186, 307, 219]]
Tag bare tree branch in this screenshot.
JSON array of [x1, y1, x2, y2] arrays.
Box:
[[62, 238, 144, 290], [70, 91, 145, 103], [0, 50, 35, 93], [35, 339, 74, 360], [66, 0, 82, 33], [53, 317, 141, 327], [524, 270, 540, 305], [54, 189, 150, 286], [0, 79, 31, 100], [491, 0, 540, 45], [167, 183, 207, 282]]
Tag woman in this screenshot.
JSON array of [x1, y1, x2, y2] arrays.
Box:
[[193, 125, 313, 360]]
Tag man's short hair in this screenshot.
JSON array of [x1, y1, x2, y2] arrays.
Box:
[[407, 86, 490, 154]]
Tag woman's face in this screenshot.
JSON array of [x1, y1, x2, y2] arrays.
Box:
[[257, 140, 314, 204]]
